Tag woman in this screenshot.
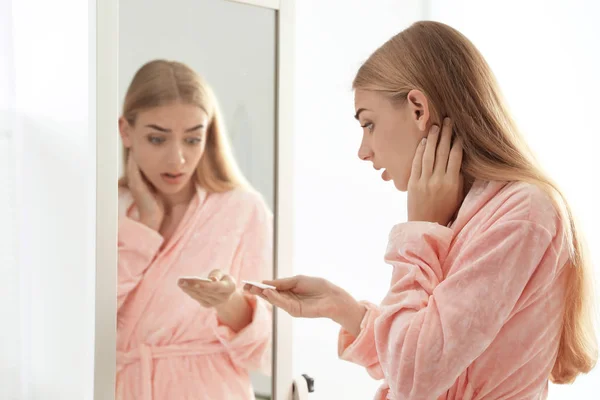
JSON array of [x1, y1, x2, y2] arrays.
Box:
[[247, 21, 597, 399], [117, 59, 272, 399]]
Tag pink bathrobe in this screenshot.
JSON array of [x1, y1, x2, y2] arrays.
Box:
[[339, 180, 570, 400], [116, 184, 272, 400]]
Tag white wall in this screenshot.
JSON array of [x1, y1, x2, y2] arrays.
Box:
[[292, 1, 423, 398], [0, 0, 20, 396], [1, 0, 97, 399], [292, 1, 599, 399]]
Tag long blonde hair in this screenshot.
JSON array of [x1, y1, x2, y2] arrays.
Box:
[[354, 20, 597, 384], [118, 59, 247, 193]]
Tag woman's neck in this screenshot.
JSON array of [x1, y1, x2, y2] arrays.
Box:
[[160, 182, 196, 214], [463, 175, 475, 198], [448, 175, 474, 227]]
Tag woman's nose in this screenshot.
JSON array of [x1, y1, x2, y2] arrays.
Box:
[[167, 145, 186, 167], [358, 145, 373, 161]]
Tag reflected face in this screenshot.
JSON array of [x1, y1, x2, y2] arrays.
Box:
[[120, 102, 209, 195], [354, 89, 425, 191]]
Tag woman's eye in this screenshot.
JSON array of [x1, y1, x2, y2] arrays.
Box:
[[361, 122, 374, 133], [186, 137, 202, 145], [148, 136, 165, 144]]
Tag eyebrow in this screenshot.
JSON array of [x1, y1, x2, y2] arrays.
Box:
[[145, 124, 205, 133], [354, 108, 369, 120]]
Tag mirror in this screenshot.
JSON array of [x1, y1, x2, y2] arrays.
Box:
[[116, 0, 277, 399]]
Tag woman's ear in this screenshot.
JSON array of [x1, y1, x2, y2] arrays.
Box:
[[119, 117, 133, 148], [406, 89, 430, 132]]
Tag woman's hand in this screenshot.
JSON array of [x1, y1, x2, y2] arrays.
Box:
[[179, 269, 254, 332], [127, 153, 164, 231], [178, 269, 236, 309], [408, 118, 464, 226], [245, 275, 367, 337]]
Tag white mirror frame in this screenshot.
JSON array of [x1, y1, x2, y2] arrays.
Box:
[[94, 0, 295, 399], [95, 0, 119, 398]]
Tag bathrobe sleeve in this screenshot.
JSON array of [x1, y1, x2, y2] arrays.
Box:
[[117, 216, 164, 310], [338, 218, 561, 399], [211, 193, 274, 374]]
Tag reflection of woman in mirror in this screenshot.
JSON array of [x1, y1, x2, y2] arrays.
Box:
[[116, 60, 272, 399], [251, 21, 597, 399]]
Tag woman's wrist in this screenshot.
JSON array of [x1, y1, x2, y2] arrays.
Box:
[[215, 289, 253, 332], [139, 215, 162, 232], [331, 290, 366, 338]]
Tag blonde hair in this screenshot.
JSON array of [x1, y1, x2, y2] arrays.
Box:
[[119, 59, 247, 193], [354, 20, 597, 384]]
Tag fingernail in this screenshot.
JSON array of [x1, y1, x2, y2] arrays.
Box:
[[432, 125, 440, 134], [421, 137, 427, 145], [444, 117, 451, 125]]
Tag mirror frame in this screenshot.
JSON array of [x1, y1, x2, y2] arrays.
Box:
[[94, 0, 295, 399], [95, 0, 119, 398]]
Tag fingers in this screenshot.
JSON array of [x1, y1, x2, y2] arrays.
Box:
[[221, 274, 235, 283], [413, 119, 460, 182], [126, 151, 134, 176], [243, 285, 274, 304], [434, 118, 452, 175], [208, 269, 224, 282], [446, 137, 464, 178], [178, 278, 211, 288], [128, 153, 140, 180], [244, 284, 263, 295], [409, 137, 426, 182], [421, 125, 440, 178], [178, 277, 232, 295], [178, 280, 213, 295], [262, 289, 294, 313], [180, 287, 216, 307], [262, 276, 299, 291], [182, 287, 220, 302], [126, 153, 138, 186], [127, 153, 149, 196], [179, 279, 235, 308], [208, 270, 236, 293]]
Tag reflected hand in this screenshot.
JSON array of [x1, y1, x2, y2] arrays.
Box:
[[408, 118, 464, 226], [127, 152, 164, 231], [178, 269, 236, 309]]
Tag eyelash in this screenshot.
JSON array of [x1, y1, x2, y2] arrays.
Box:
[[148, 136, 165, 144], [361, 122, 374, 133], [147, 136, 202, 145]]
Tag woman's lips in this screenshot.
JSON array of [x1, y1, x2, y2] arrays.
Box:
[[382, 169, 391, 181], [161, 172, 185, 184]]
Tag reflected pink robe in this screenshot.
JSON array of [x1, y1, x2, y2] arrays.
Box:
[[339, 181, 570, 400], [116, 185, 272, 400]]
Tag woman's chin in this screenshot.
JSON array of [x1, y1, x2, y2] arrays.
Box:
[[392, 178, 408, 192], [154, 177, 193, 195]]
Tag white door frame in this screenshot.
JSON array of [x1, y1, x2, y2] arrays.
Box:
[[94, 0, 295, 398]]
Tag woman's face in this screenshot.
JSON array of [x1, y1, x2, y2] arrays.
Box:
[[354, 89, 430, 191], [119, 102, 209, 196]]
